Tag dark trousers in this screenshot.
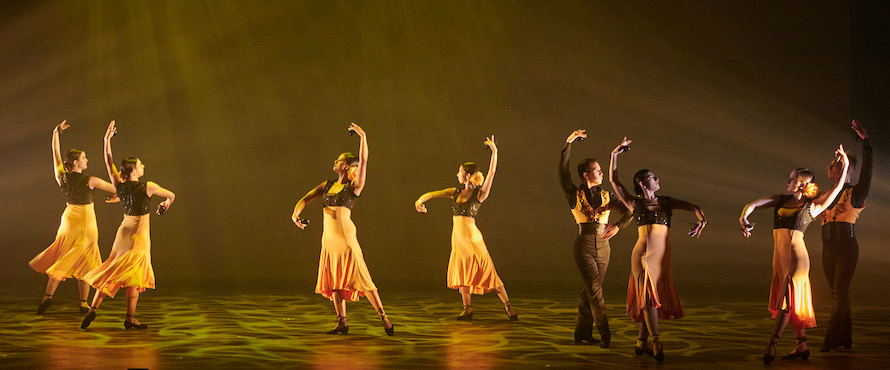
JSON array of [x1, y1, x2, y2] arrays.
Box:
[[821, 222, 859, 348], [573, 223, 610, 339]]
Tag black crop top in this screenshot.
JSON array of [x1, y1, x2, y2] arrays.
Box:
[[322, 180, 359, 209], [452, 186, 482, 218], [118, 181, 151, 216], [773, 194, 815, 232], [61, 172, 93, 205], [633, 196, 672, 227]]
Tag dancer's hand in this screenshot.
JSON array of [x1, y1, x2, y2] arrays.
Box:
[[348, 122, 365, 137], [104, 120, 117, 141], [484, 135, 497, 152], [851, 120, 867, 140], [835, 144, 848, 164], [566, 130, 587, 143], [612, 137, 632, 154], [415, 200, 428, 213], [688, 220, 707, 238], [55, 120, 69, 132], [740, 219, 754, 238], [104, 194, 120, 204], [601, 224, 620, 240], [293, 215, 309, 229]]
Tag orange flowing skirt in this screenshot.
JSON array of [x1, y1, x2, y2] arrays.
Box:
[[626, 224, 683, 322], [315, 207, 377, 302], [30, 203, 102, 281], [768, 229, 816, 328], [84, 214, 155, 298], [447, 216, 504, 295]]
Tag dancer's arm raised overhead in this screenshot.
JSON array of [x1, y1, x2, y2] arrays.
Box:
[[103, 121, 121, 192], [809, 145, 850, 217], [608, 137, 634, 211], [51, 120, 70, 185], [348, 122, 368, 195], [477, 135, 497, 202]]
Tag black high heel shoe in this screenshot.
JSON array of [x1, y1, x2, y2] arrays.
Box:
[[457, 305, 474, 321], [651, 335, 664, 363], [504, 301, 518, 321], [574, 333, 601, 345], [782, 336, 810, 360], [124, 314, 148, 329], [326, 315, 349, 334], [378, 310, 394, 336], [81, 309, 97, 329], [634, 338, 653, 356], [763, 334, 779, 365], [37, 295, 53, 315], [79, 300, 90, 314]]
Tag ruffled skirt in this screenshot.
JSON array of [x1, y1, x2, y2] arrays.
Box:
[[768, 229, 816, 328], [315, 207, 377, 302], [29, 203, 101, 281], [447, 216, 504, 295], [84, 214, 155, 298], [626, 225, 683, 322]]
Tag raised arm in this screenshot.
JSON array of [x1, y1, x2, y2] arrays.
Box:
[[292, 181, 326, 228], [349, 122, 369, 195], [559, 130, 586, 193], [810, 145, 850, 216], [414, 187, 458, 213], [103, 121, 120, 192], [608, 137, 634, 210], [51, 120, 69, 185], [672, 198, 708, 237], [147, 181, 175, 214], [477, 135, 497, 202], [739, 195, 780, 237], [850, 120, 872, 207]]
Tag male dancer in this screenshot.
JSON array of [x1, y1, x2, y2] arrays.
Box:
[[820, 120, 872, 352], [559, 130, 630, 347]]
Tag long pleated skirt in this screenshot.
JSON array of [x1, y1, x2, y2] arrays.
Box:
[[447, 216, 504, 295], [29, 203, 102, 281], [768, 229, 816, 328], [626, 224, 683, 322], [315, 207, 377, 302], [84, 214, 155, 298]]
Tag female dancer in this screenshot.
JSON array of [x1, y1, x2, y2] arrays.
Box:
[[291, 123, 394, 336], [608, 137, 707, 362], [414, 135, 518, 321], [740, 145, 849, 364], [30, 121, 117, 314], [81, 121, 176, 329], [820, 120, 871, 352]]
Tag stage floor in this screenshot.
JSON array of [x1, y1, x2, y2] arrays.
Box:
[[1, 289, 888, 369]]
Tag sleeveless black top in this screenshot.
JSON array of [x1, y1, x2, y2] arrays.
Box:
[[452, 186, 482, 218], [118, 181, 151, 216], [60, 172, 93, 205], [322, 180, 359, 209], [633, 196, 672, 227], [773, 194, 815, 232]]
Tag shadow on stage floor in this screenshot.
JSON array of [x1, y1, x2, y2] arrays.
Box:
[[1, 285, 889, 369]]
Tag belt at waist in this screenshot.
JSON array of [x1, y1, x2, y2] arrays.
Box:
[[578, 222, 606, 235], [822, 222, 855, 239]]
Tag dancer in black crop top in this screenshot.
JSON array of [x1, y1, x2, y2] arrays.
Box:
[[415, 135, 518, 321], [31, 121, 118, 315], [739, 145, 850, 364], [291, 123, 394, 336], [81, 121, 176, 330], [609, 137, 707, 363]]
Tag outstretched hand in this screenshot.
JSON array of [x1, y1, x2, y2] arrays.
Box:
[[612, 137, 632, 154], [484, 135, 497, 151], [740, 220, 754, 238], [415, 200, 428, 213], [567, 130, 587, 143], [104, 120, 117, 140], [851, 120, 867, 140], [348, 122, 365, 137], [835, 144, 848, 164], [56, 120, 69, 131], [688, 220, 707, 238]]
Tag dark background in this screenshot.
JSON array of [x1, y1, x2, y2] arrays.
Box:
[[2, 1, 887, 303]]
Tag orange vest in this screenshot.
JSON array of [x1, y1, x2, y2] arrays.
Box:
[[821, 187, 864, 224], [571, 188, 611, 224]]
